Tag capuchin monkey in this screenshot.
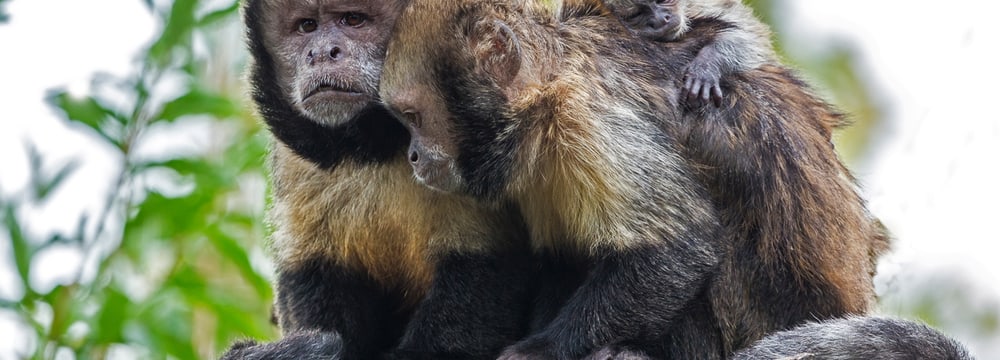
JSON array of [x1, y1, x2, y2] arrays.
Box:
[[382, 1, 719, 359], [588, 0, 775, 107], [220, 0, 534, 359], [381, 0, 888, 359]]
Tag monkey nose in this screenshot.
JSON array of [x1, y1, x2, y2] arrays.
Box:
[[409, 151, 419, 164], [648, 16, 668, 29], [308, 46, 342, 62]]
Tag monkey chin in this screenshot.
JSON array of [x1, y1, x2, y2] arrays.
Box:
[[643, 22, 685, 42], [412, 164, 464, 195], [295, 91, 374, 128]]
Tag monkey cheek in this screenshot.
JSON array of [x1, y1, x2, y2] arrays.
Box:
[[412, 160, 463, 195]]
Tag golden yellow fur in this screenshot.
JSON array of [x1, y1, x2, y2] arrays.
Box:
[[269, 145, 516, 305]]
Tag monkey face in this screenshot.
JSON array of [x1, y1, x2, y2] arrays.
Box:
[[383, 84, 466, 194], [608, 0, 686, 41], [381, 1, 530, 199], [258, 0, 405, 127]]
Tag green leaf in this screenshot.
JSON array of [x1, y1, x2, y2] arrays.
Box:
[[46, 90, 123, 148], [135, 290, 198, 359], [37, 160, 80, 201], [3, 204, 32, 295], [206, 225, 271, 297], [41, 284, 77, 342], [157, 88, 239, 123], [148, 0, 199, 64], [198, 1, 239, 27], [94, 288, 131, 343], [23, 145, 82, 202], [204, 289, 272, 340], [23, 141, 81, 201]]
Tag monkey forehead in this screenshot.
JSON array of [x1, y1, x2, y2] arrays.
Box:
[[381, 1, 462, 90], [257, 0, 400, 34], [259, 0, 391, 16], [390, 0, 458, 46]]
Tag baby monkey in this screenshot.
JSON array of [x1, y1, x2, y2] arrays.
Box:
[[600, 0, 776, 107]]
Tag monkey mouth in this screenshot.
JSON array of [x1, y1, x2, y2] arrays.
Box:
[[304, 82, 365, 100]]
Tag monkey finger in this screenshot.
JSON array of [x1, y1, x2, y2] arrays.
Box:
[[711, 84, 723, 107], [700, 84, 713, 105], [683, 77, 694, 98], [687, 80, 703, 105]]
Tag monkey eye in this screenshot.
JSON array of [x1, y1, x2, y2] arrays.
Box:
[[341, 12, 368, 27], [625, 9, 648, 24], [296, 19, 318, 33], [402, 111, 422, 129]]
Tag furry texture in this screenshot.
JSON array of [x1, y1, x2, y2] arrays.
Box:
[[221, 330, 345, 360], [224, 0, 535, 358], [592, 0, 776, 106], [594, 0, 775, 74], [384, 2, 723, 359], [733, 317, 974, 360], [381, 0, 888, 358]]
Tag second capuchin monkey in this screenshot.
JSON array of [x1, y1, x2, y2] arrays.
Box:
[[381, 0, 887, 358]]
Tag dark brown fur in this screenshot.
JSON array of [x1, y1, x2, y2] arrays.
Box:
[[587, 1, 892, 354], [682, 63, 889, 353], [381, 0, 888, 358], [564, 1, 891, 353]]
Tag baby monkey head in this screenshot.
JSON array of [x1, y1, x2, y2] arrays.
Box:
[[257, 0, 406, 127], [605, 0, 687, 41]]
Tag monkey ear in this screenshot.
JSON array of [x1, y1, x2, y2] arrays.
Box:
[[469, 20, 522, 87]]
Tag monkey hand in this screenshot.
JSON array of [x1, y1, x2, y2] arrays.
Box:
[[581, 346, 654, 360], [497, 336, 573, 360], [383, 349, 468, 360], [682, 52, 724, 108], [219, 330, 344, 360]]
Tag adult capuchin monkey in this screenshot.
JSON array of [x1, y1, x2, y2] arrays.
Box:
[[568, 1, 969, 359], [220, 0, 535, 359], [378, 0, 905, 359]]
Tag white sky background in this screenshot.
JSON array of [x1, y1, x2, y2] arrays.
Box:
[[1, 0, 999, 358]]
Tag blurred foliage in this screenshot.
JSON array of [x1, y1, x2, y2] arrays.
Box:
[[0, 0, 991, 359], [879, 270, 1000, 356], [0, 0, 275, 359], [748, 0, 882, 165], [0, 0, 9, 23]]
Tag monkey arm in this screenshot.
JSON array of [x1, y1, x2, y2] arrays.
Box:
[[683, 44, 726, 108], [218, 258, 406, 359], [389, 249, 535, 360], [693, 0, 775, 78], [680, 2, 776, 108], [272, 257, 411, 359], [682, 26, 771, 108], [219, 330, 344, 360], [501, 234, 722, 360], [732, 317, 973, 360]]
